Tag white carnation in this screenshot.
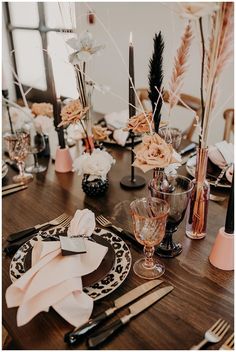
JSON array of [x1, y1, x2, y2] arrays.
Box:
[[73, 149, 116, 180]]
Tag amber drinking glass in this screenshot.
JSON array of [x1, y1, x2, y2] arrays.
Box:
[[4, 132, 33, 183], [130, 197, 169, 279], [149, 175, 193, 258], [158, 127, 182, 150]]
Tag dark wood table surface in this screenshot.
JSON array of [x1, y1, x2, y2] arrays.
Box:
[[2, 142, 234, 350]]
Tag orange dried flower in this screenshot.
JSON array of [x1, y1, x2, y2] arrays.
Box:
[[58, 99, 89, 127], [125, 112, 167, 133], [133, 133, 178, 172], [31, 103, 53, 118], [92, 125, 111, 141]]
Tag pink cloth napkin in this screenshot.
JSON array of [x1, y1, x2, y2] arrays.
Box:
[[6, 210, 108, 327], [68, 209, 95, 238]]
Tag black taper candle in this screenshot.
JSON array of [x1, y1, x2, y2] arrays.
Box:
[[129, 32, 135, 119], [47, 54, 65, 148], [225, 172, 234, 234], [56, 98, 66, 149], [129, 32, 135, 182], [120, 33, 146, 189]]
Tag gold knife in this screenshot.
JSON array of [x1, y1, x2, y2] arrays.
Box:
[[65, 279, 163, 345], [2, 185, 28, 196], [87, 286, 174, 348]]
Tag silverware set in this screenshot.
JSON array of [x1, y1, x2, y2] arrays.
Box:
[[219, 333, 234, 350], [8, 212, 69, 242], [65, 280, 174, 348], [4, 208, 233, 349], [96, 215, 137, 247], [191, 318, 232, 350], [5, 213, 71, 256], [2, 182, 28, 196]]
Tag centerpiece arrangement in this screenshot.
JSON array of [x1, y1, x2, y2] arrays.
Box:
[[65, 30, 105, 153], [184, 2, 234, 239], [125, 30, 186, 175]]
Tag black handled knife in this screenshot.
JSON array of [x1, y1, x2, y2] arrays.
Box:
[[87, 285, 174, 348], [64, 279, 163, 345]]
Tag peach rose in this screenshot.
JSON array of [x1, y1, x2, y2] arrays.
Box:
[[133, 134, 178, 172], [125, 112, 167, 133], [125, 112, 152, 133], [31, 103, 53, 118], [92, 125, 111, 141], [58, 99, 89, 127]]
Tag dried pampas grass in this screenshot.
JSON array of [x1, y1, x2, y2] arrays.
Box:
[[168, 22, 193, 112], [201, 2, 234, 146]]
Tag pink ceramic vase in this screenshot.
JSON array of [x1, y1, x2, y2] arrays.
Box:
[[55, 147, 73, 173], [209, 227, 234, 271]]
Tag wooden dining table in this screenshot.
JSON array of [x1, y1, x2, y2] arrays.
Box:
[[2, 140, 234, 350]]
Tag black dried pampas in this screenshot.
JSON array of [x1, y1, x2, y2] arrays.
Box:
[[148, 31, 164, 133]]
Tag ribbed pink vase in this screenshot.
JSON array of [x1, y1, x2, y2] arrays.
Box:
[[55, 147, 73, 173]]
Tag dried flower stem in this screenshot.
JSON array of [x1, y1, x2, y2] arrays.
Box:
[[199, 17, 205, 146], [80, 119, 93, 154], [192, 148, 208, 235], [168, 22, 193, 114], [202, 3, 233, 147]]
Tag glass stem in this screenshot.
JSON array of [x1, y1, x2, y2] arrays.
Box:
[[161, 231, 175, 250], [18, 161, 25, 177], [143, 246, 155, 268], [34, 153, 39, 169]]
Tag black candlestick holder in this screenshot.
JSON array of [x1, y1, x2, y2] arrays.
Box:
[[120, 131, 146, 189]]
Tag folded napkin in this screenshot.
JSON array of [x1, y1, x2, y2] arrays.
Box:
[[6, 209, 108, 327], [226, 164, 234, 183], [208, 141, 234, 183], [209, 141, 234, 169], [104, 109, 129, 130], [68, 209, 96, 238], [67, 124, 84, 142], [113, 129, 129, 146]]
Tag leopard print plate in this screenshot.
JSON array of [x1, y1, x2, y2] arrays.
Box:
[[9, 227, 132, 301]]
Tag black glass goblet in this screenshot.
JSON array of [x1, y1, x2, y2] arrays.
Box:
[[149, 174, 193, 258]]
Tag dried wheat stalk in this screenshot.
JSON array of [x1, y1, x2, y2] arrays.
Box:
[[202, 2, 234, 146], [168, 22, 193, 112]]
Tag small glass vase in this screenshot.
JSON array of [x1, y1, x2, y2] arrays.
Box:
[[84, 87, 94, 154], [82, 174, 109, 197], [185, 147, 210, 239]]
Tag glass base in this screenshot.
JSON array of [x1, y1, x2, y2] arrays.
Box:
[[13, 173, 33, 184], [25, 165, 47, 173], [133, 257, 165, 279], [186, 230, 206, 240], [156, 241, 182, 258]]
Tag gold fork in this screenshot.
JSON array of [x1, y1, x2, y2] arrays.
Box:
[[219, 333, 234, 350], [8, 213, 69, 242], [51, 216, 72, 231], [190, 319, 230, 350]]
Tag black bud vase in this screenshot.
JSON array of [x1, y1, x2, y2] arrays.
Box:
[[82, 174, 109, 197]]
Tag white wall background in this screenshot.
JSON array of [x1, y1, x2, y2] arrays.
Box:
[[76, 2, 234, 145], [2, 2, 234, 145]]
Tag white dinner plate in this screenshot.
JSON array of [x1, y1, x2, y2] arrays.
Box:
[[9, 227, 132, 301], [2, 161, 8, 179]]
